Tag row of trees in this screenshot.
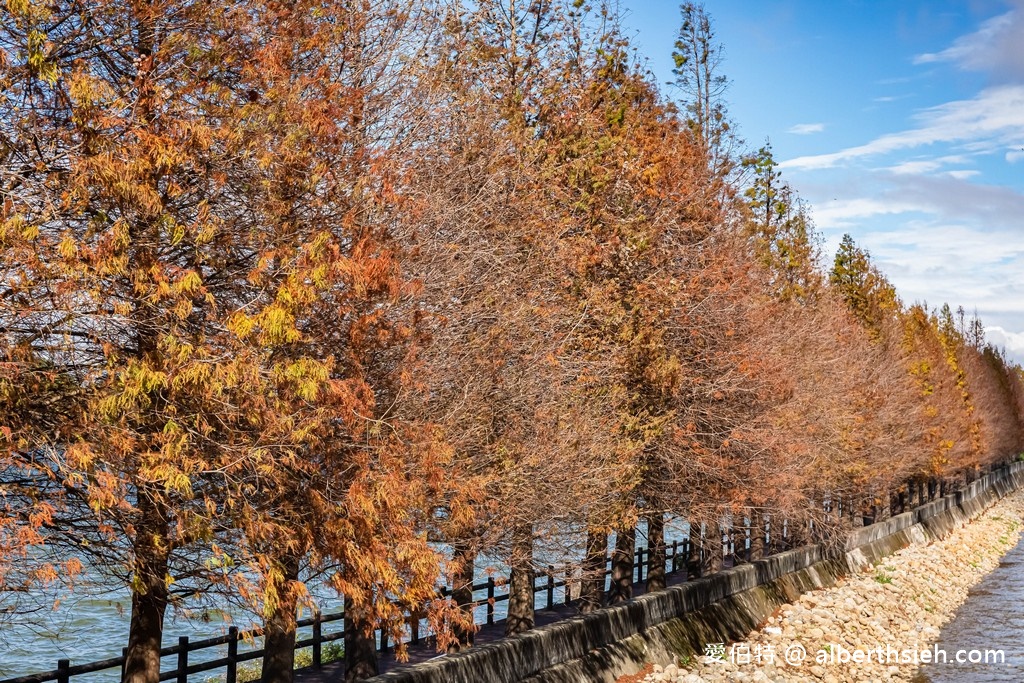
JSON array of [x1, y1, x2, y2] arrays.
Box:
[[2, 1, 1023, 682]]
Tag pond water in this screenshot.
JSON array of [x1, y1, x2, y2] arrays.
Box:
[[916, 533, 1024, 681], [0, 579, 316, 682]]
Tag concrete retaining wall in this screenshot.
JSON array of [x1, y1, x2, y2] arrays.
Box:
[[367, 462, 1024, 683]]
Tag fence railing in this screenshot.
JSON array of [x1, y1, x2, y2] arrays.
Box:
[[0, 610, 346, 683], [2, 466, 996, 683]]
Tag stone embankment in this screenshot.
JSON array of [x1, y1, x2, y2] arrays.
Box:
[[634, 490, 1024, 683]]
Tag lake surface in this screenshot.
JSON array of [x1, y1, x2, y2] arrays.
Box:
[[916, 534, 1024, 681], [0, 581, 309, 682]]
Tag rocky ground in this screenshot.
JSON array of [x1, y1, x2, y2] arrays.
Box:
[[630, 490, 1024, 683]]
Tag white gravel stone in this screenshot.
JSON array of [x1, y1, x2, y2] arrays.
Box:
[[635, 490, 1024, 683]]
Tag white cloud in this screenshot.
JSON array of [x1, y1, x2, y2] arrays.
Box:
[[808, 173, 1024, 234], [811, 198, 924, 230], [849, 224, 1024, 360], [788, 122, 825, 135], [867, 224, 1024, 277], [885, 160, 943, 175], [873, 93, 915, 104], [882, 155, 972, 176], [805, 169, 1024, 356], [944, 169, 980, 179], [780, 85, 1024, 170], [984, 326, 1024, 366], [1007, 149, 1024, 163], [913, 6, 1024, 80]]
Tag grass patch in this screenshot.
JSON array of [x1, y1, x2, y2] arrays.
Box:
[[210, 643, 345, 683]]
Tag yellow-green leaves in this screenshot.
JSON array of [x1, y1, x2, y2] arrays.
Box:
[[26, 29, 58, 84]]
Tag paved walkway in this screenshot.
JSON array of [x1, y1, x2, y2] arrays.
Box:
[[293, 565, 700, 682]]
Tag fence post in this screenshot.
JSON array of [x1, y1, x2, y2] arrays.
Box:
[[685, 536, 699, 580], [564, 567, 572, 605], [546, 565, 555, 609], [177, 636, 188, 683], [313, 612, 322, 668], [486, 577, 496, 626], [227, 627, 238, 683], [380, 626, 389, 654], [57, 659, 70, 683], [671, 540, 679, 574], [121, 648, 128, 682]]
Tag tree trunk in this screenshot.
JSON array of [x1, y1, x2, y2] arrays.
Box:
[[581, 528, 602, 614], [505, 529, 535, 636], [606, 525, 634, 604], [704, 522, 723, 573], [261, 553, 302, 683], [790, 518, 809, 547], [686, 522, 702, 579], [749, 511, 765, 560], [645, 514, 666, 593], [447, 544, 477, 653], [123, 487, 170, 683], [578, 529, 606, 614], [344, 593, 378, 683]]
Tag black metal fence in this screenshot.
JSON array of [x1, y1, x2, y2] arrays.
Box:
[[0, 607, 348, 683]]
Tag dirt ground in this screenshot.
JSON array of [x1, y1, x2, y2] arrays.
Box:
[[615, 663, 655, 683]]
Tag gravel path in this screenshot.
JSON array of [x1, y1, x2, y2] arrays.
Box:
[[635, 490, 1024, 683]]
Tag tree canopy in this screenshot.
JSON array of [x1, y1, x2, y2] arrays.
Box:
[[3, 2, 1023, 682]]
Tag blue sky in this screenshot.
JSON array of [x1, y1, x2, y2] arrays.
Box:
[[620, 0, 1024, 363]]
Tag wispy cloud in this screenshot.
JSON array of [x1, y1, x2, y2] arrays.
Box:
[[944, 169, 980, 180], [811, 198, 923, 230], [884, 160, 943, 175], [881, 155, 970, 176], [873, 93, 915, 104], [810, 173, 1024, 230], [787, 122, 825, 135], [913, 6, 1024, 79], [780, 85, 1024, 170]]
